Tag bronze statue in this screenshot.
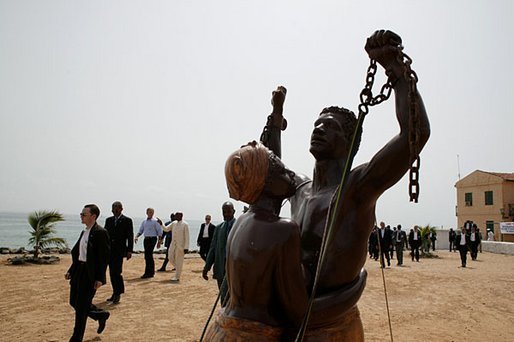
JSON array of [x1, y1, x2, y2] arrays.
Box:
[[264, 30, 429, 339], [206, 30, 430, 341], [205, 142, 361, 340]]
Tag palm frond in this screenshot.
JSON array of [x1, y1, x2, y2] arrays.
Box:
[[39, 237, 67, 249], [27, 210, 66, 255]]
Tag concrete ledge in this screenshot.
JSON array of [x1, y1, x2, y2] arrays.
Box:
[[481, 241, 514, 255]]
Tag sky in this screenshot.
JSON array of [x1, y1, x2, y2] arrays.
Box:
[[0, 1, 513, 228]]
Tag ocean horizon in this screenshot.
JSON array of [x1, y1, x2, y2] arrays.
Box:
[[0, 211, 209, 252]]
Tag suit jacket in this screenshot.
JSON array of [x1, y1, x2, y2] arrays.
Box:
[[408, 230, 422, 247], [105, 214, 134, 258], [204, 218, 235, 280], [449, 230, 456, 242], [168, 220, 190, 250], [197, 222, 215, 245], [455, 232, 471, 250], [68, 223, 110, 284], [378, 228, 392, 249], [394, 230, 408, 247]]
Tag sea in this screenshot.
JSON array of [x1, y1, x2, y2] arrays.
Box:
[[0, 211, 207, 252]]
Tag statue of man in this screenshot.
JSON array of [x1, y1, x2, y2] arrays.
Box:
[[263, 30, 430, 338]]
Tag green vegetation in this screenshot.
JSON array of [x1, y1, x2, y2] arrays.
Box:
[[420, 224, 437, 257], [28, 210, 66, 258]]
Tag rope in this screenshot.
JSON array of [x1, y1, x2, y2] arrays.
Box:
[[295, 111, 365, 341], [375, 223, 394, 342], [199, 276, 227, 342]]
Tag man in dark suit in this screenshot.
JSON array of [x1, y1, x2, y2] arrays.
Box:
[[65, 204, 111, 342], [158, 213, 175, 272], [394, 224, 408, 266], [469, 224, 481, 261], [377, 221, 392, 268], [408, 225, 422, 262], [449, 228, 456, 252], [197, 214, 215, 261], [456, 226, 471, 267], [104, 201, 133, 304]]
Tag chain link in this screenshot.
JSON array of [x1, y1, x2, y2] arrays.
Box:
[[399, 52, 421, 203], [357, 49, 422, 203]]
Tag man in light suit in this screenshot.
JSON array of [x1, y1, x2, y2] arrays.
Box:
[[65, 204, 111, 341], [197, 214, 215, 261], [104, 201, 133, 304], [164, 212, 189, 282]]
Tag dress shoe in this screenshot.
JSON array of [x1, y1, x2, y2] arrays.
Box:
[[106, 295, 115, 302], [157, 268, 166, 272], [141, 274, 154, 279], [97, 312, 110, 334], [112, 294, 120, 304]]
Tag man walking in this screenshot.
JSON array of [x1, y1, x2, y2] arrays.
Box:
[[409, 225, 422, 262], [469, 224, 481, 261], [378, 222, 392, 268], [65, 204, 110, 341], [158, 213, 175, 272], [456, 226, 470, 267], [449, 228, 456, 252], [135, 208, 163, 278], [164, 212, 189, 282], [203, 201, 236, 305], [104, 201, 133, 304], [394, 224, 408, 266], [197, 214, 215, 261]]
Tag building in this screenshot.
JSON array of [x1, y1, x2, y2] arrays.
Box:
[[455, 170, 514, 243]]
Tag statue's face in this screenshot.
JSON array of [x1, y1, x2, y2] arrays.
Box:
[[264, 156, 296, 200], [309, 113, 348, 160]]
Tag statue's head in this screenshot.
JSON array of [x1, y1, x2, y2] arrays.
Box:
[[225, 141, 296, 205], [310, 106, 361, 161]]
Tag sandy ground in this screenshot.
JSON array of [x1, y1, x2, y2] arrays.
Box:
[[1, 250, 513, 342]]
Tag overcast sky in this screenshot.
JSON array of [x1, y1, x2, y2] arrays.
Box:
[[1, 1, 512, 228]]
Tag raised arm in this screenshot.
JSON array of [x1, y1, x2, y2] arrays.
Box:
[[357, 30, 430, 201], [260, 86, 287, 158]]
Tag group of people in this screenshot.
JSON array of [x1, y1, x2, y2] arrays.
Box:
[[449, 221, 483, 267], [368, 223, 437, 267], [65, 200, 233, 341], [65, 30, 431, 341]]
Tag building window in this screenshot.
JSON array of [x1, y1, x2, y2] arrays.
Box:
[[465, 192, 473, 206], [485, 191, 493, 205], [486, 220, 494, 233]]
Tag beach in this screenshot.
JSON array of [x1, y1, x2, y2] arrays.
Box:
[[1, 250, 513, 342]]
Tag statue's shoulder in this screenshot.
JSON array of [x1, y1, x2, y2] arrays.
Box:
[[294, 173, 312, 190]]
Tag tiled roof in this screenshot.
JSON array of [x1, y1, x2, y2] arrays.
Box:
[[483, 171, 514, 181]]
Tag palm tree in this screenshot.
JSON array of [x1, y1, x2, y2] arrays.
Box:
[[420, 224, 437, 256], [28, 210, 67, 258]]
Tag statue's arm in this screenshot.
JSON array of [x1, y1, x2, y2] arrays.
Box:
[[260, 86, 287, 158], [357, 30, 430, 200]]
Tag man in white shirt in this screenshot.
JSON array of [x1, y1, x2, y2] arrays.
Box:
[[197, 215, 215, 261], [408, 226, 421, 262], [456, 226, 470, 267], [65, 204, 110, 341], [164, 212, 189, 282]]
